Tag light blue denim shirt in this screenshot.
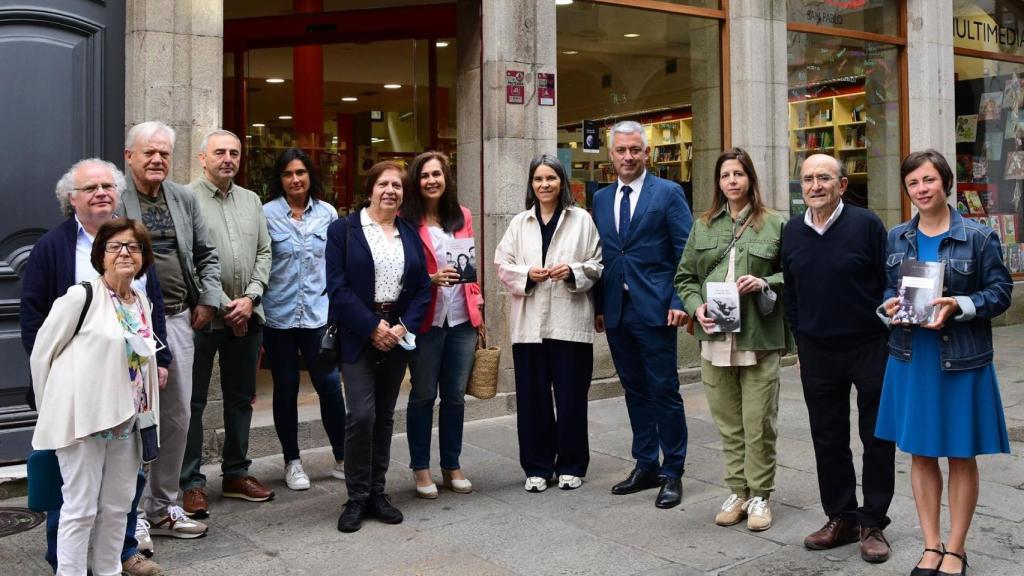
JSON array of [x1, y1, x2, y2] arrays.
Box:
[[262, 197, 338, 329]]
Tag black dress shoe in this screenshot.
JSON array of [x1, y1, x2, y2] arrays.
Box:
[[338, 499, 367, 533], [655, 476, 682, 508], [611, 468, 662, 495], [368, 492, 404, 524]]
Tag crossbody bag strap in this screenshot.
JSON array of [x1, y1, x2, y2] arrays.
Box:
[[706, 216, 753, 278], [73, 281, 93, 337]]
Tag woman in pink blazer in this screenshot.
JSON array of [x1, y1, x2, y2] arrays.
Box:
[[401, 151, 484, 499]]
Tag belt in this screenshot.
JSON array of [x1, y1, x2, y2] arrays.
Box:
[[165, 302, 189, 316], [373, 302, 396, 313]]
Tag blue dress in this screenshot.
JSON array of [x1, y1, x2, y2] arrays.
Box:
[[875, 230, 1011, 458]]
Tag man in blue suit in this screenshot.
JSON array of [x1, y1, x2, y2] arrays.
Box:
[[593, 120, 693, 509]]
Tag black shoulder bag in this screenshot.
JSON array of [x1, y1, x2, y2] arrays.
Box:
[[316, 217, 350, 371]]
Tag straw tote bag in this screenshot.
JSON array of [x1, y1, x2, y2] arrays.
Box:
[[466, 330, 500, 400]]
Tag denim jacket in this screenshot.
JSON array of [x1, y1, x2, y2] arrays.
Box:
[[881, 207, 1012, 371]]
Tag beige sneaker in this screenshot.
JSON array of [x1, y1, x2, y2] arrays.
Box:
[[122, 552, 163, 575], [744, 496, 772, 531], [714, 494, 748, 526]]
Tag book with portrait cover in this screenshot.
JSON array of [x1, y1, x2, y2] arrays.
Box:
[[979, 92, 1003, 121], [893, 260, 945, 325], [705, 282, 740, 333], [955, 115, 978, 143], [444, 237, 477, 284]]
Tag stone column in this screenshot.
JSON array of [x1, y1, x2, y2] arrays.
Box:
[[125, 0, 223, 182], [906, 0, 956, 161], [458, 0, 557, 392], [728, 0, 789, 213]]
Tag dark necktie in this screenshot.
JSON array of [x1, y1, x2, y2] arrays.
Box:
[[618, 185, 632, 240]]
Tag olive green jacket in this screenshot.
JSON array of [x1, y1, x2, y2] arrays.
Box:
[[674, 207, 793, 352]]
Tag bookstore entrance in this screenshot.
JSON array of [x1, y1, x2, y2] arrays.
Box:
[[223, 1, 459, 211]]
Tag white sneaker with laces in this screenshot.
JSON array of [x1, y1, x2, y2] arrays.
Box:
[[743, 496, 772, 531], [557, 475, 582, 490], [150, 505, 208, 538], [714, 494, 748, 526], [332, 460, 345, 480], [524, 477, 548, 492], [134, 517, 154, 556], [285, 460, 311, 490]]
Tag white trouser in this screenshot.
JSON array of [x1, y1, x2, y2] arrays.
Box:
[[55, 433, 141, 576], [142, 310, 194, 517]]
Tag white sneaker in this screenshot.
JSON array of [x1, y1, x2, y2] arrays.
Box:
[[744, 496, 772, 531], [331, 460, 345, 480], [557, 475, 582, 490], [285, 460, 311, 491], [150, 505, 208, 539], [134, 517, 154, 557], [524, 477, 548, 493]]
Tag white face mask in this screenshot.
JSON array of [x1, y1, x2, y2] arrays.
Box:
[[126, 332, 159, 359], [397, 331, 417, 351]]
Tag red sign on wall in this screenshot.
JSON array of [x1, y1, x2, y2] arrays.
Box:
[[506, 70, 525, 104], [538, 72, 555, 106]]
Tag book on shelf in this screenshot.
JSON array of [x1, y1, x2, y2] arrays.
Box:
[[956, 114, 978, 143], [972, 155, 988, 182], [705, 282, 740, 333], [844, 156, 867, 174], [955, 154, 973, 182], [960, 187, 985, 214], [893, 260, 945, 325], [979, 91, 1003, 121], [1008, 243, 1022, 273], [1002, 214, 1017, 243], [851, 104, 865, 122]]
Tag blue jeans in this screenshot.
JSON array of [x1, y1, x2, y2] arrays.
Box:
[[263, 326, 346, 463], [405, 321, 477, 471], [46, 467, 144, 571]]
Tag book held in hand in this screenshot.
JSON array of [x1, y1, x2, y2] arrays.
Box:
[[893, 260, 945, 325], [444, 237, 477, 284], [705, 282, 740, 333]]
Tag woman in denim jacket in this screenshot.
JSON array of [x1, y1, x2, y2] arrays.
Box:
[[877, 149, 1011, 576], [674, 148, 791, 532]]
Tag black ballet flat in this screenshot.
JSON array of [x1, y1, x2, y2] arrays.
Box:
[[937, 550, 968, 576], [909, 546, 945, 576]]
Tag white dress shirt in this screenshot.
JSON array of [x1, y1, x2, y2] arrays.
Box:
[[803, 200, 845, 236], [613, 170, 646, 290], [360, 208, 405, 302]]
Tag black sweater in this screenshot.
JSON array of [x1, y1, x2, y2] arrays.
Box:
[[781, 204, 889, 346]]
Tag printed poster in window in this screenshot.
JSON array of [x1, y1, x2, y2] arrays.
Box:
[[979, 92, 1003, 121], [984, 130, 1003, 161], [1004, 77, 1022, 110], [445, 237, 477, 284], [956, 115, 978, 143], [1005, 151, 1024, 180]]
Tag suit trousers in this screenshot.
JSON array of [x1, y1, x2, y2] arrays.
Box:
[[182, 321, 262, 488], [55, 433, 141, 576], [605, 295, 688, 478], [143, 310, 193, 516], [701, 352, 781, 499], [340, 345, 410, 501], [512, 339, 593, 478], [798, 334, 894, 528]]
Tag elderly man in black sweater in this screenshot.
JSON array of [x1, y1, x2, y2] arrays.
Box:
[[782, 154, 895, 564]]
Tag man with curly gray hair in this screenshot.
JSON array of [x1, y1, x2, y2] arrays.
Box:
[[20, 158, 171, 576]]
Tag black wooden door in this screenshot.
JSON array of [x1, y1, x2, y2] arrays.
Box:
[[0, 1, 125, 462]]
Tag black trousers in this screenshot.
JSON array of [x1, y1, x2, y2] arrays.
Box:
[[797, 334, 895, 529], [340, 345, 411, 501], [512, 339, 593, 478]]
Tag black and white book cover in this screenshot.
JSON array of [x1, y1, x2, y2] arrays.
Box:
[[893, 260, 945, 325], [445, 237, 477, 284], [705, 282, 740, 333]]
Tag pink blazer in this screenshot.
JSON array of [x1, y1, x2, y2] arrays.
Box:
[[415, 205, 483, 332]]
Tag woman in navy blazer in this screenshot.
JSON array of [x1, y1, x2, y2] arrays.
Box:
[[326, 161, 431, 533]]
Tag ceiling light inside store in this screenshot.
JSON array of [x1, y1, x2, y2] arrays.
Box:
[[436, 41, 449, 48], [342, 97, 358, 102], [266, 78, 285, 84], [556, 0, 573, 5], [623, 33, 640, 38], [251, 123, 265, 127], [278, 115, 292, 120], [562, 50, 579, 55], [383, 84, 402, 89], [371, 137, 387, 143]]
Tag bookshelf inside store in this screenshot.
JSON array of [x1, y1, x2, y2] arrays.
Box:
[[789, 91, 868, 181]]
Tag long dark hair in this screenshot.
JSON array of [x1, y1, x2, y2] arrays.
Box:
[[401, 151, 465, 232], [702, 147, 769, 230], [525, 154, 574, 210], [267, 148, 322, 201]]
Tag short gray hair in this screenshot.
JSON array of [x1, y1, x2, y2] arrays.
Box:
[[54, 158, 126, 217], [125, 120, 176, 151], [199, 129, 241, 152], [610, 120, 648, 149]]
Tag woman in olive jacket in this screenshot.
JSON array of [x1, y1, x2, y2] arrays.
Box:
[[674, 148, 791, 532]]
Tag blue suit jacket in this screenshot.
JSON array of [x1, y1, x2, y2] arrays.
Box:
[[593, 173, 693, 328], [325, 211, 432, 363]]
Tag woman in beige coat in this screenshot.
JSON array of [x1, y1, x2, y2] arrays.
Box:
[[32, 218, 160, 576], [495, 154, 602, 493]]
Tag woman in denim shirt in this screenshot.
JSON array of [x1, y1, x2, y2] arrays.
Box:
[[877, 150, 1011, 576], [262, 148, 346, 491]]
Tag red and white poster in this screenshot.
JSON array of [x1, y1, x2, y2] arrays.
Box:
[[506, 70, 525, 105], [538, 72, 555, 106]]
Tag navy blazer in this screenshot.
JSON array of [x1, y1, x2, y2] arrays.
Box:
[[20, 217, 172, 408], [592, 173, 693, 328], [325, 211, 432, 363]]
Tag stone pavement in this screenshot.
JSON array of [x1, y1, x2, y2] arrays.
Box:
[[2, 325, 1023, 575]]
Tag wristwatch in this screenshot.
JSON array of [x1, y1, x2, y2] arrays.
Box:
[[245, 293, 261, 307]]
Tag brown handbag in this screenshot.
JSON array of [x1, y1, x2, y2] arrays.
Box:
[[466, 329, 500, 400]]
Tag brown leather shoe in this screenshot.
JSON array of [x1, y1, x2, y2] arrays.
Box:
[[222, 475, 275, 502], [804, 517, 860, 550], [182, 487, 209, 519], [860, 526, 891, 563]]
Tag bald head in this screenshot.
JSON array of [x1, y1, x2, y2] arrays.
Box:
[[799, 154, 847, 223]]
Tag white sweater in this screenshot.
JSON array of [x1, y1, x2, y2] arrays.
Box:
[[31, 277, 160, 450], [494, 206, 603, 344]]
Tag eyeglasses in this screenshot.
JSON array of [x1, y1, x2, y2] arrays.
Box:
[[74, 183, 117, 194], [800, 174, 836, 186], [104, 241, 144, 254]]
